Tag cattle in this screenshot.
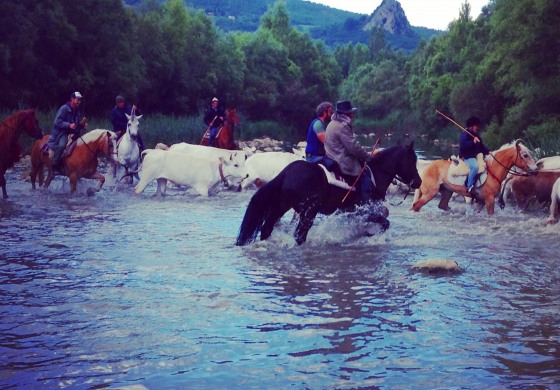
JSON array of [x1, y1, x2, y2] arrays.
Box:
[[134, 149, 246, 197], [546, 178, 560, 224], [509, 171, 560, 211]]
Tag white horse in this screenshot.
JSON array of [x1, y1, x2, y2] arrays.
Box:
[[115, 111, 142, 184], [240, 150, 304, 190], [134, 149, 246, 197], [537, 156, 560, 170]]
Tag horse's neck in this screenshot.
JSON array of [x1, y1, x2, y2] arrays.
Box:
[[370, 155, 395, 194], [1, 115, 24, 144], [488, 148, 516, 182]]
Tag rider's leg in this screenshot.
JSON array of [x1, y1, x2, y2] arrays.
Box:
[[357, 173, 374, 205], [464, 158, 478, 189], [51, 136, 67, 168], [209, 126, 217, 147]]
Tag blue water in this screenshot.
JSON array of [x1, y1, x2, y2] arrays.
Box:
[[0, 157, 559, 389]]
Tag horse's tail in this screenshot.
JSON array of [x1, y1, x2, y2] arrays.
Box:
[[236, 175, 284, 246]]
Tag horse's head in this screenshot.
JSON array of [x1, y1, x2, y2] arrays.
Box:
[[22, 109, 44, 139], [514, 140, 539, 174], [125, 112, 142, 141], [107, 131, 119, 163], [395, 142, 422, 189], [226, 108, 240, 126]]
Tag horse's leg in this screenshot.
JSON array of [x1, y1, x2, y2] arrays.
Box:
[[93, 172, 105, 192], [411, 184, 439, 212], [156, 178, 167, 196], [293, 197, 321, 245], [1, 173, 7, 198], [437, 187, 453, 211], [43, 165, 55, 189], [260, 205, 291, 241], [547, 194, 559, 225]]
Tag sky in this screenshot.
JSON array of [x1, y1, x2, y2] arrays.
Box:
[[306, 0, 490, 30]]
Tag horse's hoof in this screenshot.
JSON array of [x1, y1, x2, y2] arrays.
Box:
[[86, 188, 96, 196]]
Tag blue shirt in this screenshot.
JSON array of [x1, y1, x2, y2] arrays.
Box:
[[305, 117, 326, 156]]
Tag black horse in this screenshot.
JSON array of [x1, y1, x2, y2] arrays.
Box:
[[236, 143, 422, 246]]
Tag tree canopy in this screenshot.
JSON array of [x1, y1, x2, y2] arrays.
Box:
[[1, 0, 558, 147]]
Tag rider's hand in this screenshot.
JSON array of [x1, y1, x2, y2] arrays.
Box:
[[69, 123, 77, 130], [474, 137, 480, 143]]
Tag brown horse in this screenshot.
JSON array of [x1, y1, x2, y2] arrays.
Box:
[[200, 108, 240, 150], [30, 129, 117, 195], [0, 109, 44, 198], [412, 140, 538, 215]]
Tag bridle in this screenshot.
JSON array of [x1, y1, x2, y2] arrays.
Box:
[[487, 141, 535, 181]]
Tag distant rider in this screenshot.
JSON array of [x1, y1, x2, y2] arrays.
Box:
[[109, 95, 144, 151], [203, 97, 225, 147], [47, 91, 86, 171]]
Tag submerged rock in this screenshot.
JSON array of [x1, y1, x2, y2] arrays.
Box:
[[412, 258, 462, 274]]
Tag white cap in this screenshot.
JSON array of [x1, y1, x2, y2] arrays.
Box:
[[71, 91, 83, 99], [212, 97, 219, 102]]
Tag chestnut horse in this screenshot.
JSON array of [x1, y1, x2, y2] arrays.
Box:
[[0, 109, 44, 198], [412, 141, 538, 215], [200, 108, 240, 150], [30, 129, 117, 195]]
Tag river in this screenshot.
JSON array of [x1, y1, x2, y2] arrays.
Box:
[[1, 150, 559, 389]]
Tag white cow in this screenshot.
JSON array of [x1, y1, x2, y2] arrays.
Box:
[[134, 149, 246, 197], [537, 156, 560, 170], [240, 150, 304, 190], [546, 177, 560, 225], [168, 142, 246, 168]]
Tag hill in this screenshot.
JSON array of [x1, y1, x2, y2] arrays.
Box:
[[124, 0, 441, 52]]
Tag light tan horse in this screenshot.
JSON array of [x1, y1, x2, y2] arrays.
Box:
[[30, 129, 117, 195], [411, 141, 538, 215]]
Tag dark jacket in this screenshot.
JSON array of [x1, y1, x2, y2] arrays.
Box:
[[204, 105, 226, 127], [47, 102, 83, 148], [459, 130, 490, 159], [110, 104, 141, 133]]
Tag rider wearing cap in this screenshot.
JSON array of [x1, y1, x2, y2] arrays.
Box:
[[47, 91, 87, 170], [325, 100, 374, 205], [109, 95, 144, 150], [204, 97, 226, 147]]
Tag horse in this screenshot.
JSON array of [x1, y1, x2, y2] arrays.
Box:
[[236, 143, 422, 246], [200, 108, 240, 150], [0, 109, 44, 198], [30, 129, 118, 195], [114, 111, 142, 184], [411, 140, 538, 215]]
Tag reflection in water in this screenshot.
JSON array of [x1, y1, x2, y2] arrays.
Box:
[[0, 159, 559, 388]]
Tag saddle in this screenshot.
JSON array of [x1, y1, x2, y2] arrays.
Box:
[[317, 163, 376, 192], [40, 135, 77, 160], [447, 153, 488, 188], [202, 126, 224, 139]]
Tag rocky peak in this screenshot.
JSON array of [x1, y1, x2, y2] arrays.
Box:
[[363, 0, 414, 36]]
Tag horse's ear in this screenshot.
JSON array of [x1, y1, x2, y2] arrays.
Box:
[[136, 115, 143, 120], [125, 113, 131, 120], [409, 141, 414, 149]]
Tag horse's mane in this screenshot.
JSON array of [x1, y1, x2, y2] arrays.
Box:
[[370, 144, 406, 163], [77, 129, 114, 145]]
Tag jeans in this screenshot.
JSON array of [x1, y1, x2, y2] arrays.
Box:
[[209, 126, 218, 147], [357, 171, 374, 205], [306, 155, 325, 163], [51, 135, 68, 166], [464, 157, 478, 187]]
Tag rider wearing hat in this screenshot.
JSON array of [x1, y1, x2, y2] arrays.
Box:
[[325, 100, 374, 205], [109, 95, 144, 150], [459, 116, 490, 195], [204, 97, 226, 147], [48, 91, 87, 170]]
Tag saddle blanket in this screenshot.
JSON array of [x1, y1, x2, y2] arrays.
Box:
[[317, 164, 355, 191]]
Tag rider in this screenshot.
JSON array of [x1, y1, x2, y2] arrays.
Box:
[[47, 91, 87, 171], [459, 116, 490, 195], [109, 95, 144, 151], [325, 100, 374, 205], [305, 101, 334, 163], [203, 97, 225, 147]]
